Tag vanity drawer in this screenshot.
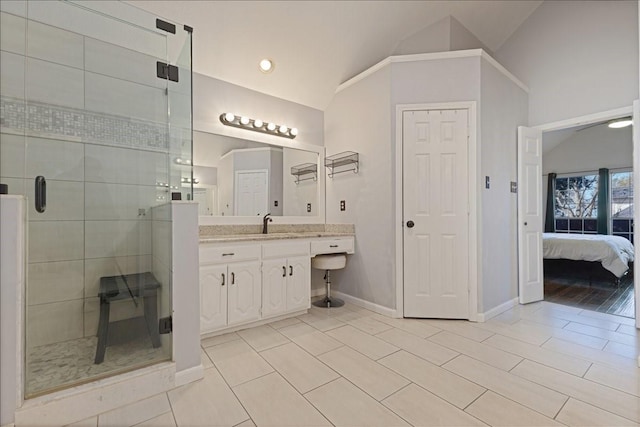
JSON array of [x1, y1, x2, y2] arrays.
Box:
[[311, 238, 354, 255], [200, 244, 261, 264], [262, 241, 310, 259]]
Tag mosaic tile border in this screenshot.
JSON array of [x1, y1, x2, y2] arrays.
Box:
[[1, 96, 190, 153]]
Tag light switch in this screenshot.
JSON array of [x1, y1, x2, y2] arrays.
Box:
[[307, 203, 312, 212], [485, 176, 490, 189], [340, 200, 346, 211]]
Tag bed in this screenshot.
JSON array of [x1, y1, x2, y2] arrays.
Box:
[[543, 233, 635, 281]]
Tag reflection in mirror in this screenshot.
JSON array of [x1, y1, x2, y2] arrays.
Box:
[[193, 130, 318, 216]]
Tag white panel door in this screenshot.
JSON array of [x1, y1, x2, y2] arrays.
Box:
[[235, 170, 268, 216], [633, 100, 640, 329], [200, 264, 227, 332], [403, 109, 469, 319], [262, 259, 287, 317], [286, 255, 311, 311], [517, 126, 544, 304], [227, 261, 262, 325]]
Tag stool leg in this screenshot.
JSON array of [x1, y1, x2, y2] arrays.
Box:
[[95, 299, 110, 364], [144, 291, 161, 348], [312, 269, 344, 308]]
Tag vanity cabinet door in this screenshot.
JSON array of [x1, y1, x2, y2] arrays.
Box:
[[200, 264, 228, 333], [286, 256, 311, 311], [228, 261, 262, 325], [262, 259, 287, 317]]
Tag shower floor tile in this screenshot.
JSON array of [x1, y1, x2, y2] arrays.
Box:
[[26, 334, 168, 396]]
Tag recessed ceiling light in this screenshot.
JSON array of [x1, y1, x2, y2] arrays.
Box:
[[259, 58, 274, 73], [608, 117, 633, 128]]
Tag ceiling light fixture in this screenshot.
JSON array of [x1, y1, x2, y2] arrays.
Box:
[[259, 58, 274, 73], [607, 117, 633, 129], [220, 113, 298, 139]]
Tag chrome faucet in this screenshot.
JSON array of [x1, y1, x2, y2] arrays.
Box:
[[262, 213, 273, 234]]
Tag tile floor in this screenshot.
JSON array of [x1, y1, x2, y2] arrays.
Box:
[[69, 301, 639, 427]]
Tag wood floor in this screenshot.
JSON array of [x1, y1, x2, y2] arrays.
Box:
[[544, 269, 635, 318]]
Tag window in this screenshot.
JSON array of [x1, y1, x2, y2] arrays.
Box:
[[611, 170, 634, 243], [554, 174, 598, 234]]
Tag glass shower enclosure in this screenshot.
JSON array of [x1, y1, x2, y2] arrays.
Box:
[[0, 0, 192, 397]]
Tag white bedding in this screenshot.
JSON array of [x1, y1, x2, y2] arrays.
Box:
[[543, 233, 635, 278]]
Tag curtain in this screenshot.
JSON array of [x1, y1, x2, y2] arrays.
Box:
[[597, 168, 609, 234], [544, 173, 556, 232]]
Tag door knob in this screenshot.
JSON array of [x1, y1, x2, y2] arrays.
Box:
[[524, 222, 528, 226], [406, 220, 415, 228]]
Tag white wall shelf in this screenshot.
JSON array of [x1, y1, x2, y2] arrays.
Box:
[[325, 151, 359, 177], [291, 163, 317, 184]]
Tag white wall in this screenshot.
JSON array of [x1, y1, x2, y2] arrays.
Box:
[[496, 0, 639, 126], [325, 66, 393, 308], [393, 16, 491, 56], [326, 53, 528, 316], [283, 148, 319, 216], [325, 56, 481, 310], [194, 73, 324, 147], [479, 59, 528, 312], [543, 124, 633, 174], [0, 196, 25, 425], [390, 56, 482, 313], [270, 150, 284, 216]]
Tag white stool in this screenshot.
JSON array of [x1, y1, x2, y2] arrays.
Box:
[[312, 254, 346, 308]]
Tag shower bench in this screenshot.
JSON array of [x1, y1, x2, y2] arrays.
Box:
[[95, 272, 161, 364]]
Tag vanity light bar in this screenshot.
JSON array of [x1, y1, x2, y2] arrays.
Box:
[[220, 113, 298, 139], [182, 177, 199, 184]]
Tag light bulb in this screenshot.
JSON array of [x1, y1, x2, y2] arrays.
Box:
[[290, 128, 298, 136], [259, 59, 273, 73], [608, 118, 633, 129], [240, 116, 250, 125], [253, 119, 263, 128], [267, 123, 276, 131], [279, 125, 288, 133], [224, 113, 235, 122]]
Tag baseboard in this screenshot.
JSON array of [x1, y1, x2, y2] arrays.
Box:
[[310, 288, 325, 298], [174, 364, 204, 387], [477, 297, 519, 323], [330, 290, 396, 317], [200, 309, 308, 339]]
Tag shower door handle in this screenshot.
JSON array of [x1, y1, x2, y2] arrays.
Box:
[[35, 176, 46, 213]]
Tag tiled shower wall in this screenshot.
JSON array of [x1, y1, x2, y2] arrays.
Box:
[[0, 6, 189, 348]]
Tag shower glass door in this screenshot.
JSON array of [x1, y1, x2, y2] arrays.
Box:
[[0, 0, 191, 397]]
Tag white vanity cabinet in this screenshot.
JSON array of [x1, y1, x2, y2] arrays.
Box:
[[200, 264, 228, 331], [261, 242, 311, 317], [199, 235, 354, 335], [199, 245, 262, 333]]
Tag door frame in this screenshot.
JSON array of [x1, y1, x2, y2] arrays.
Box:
[[394, 101, 479, 321], [523, 105, 637, 329]]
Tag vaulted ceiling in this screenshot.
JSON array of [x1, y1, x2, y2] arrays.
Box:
[[129, 1, 542, 110]]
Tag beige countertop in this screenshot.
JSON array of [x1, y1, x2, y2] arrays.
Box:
[[199, 223, 355, 244], [200, 231, 354, 244]]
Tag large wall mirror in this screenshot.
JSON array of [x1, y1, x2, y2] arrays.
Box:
[[193, 130, 325, 224]]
